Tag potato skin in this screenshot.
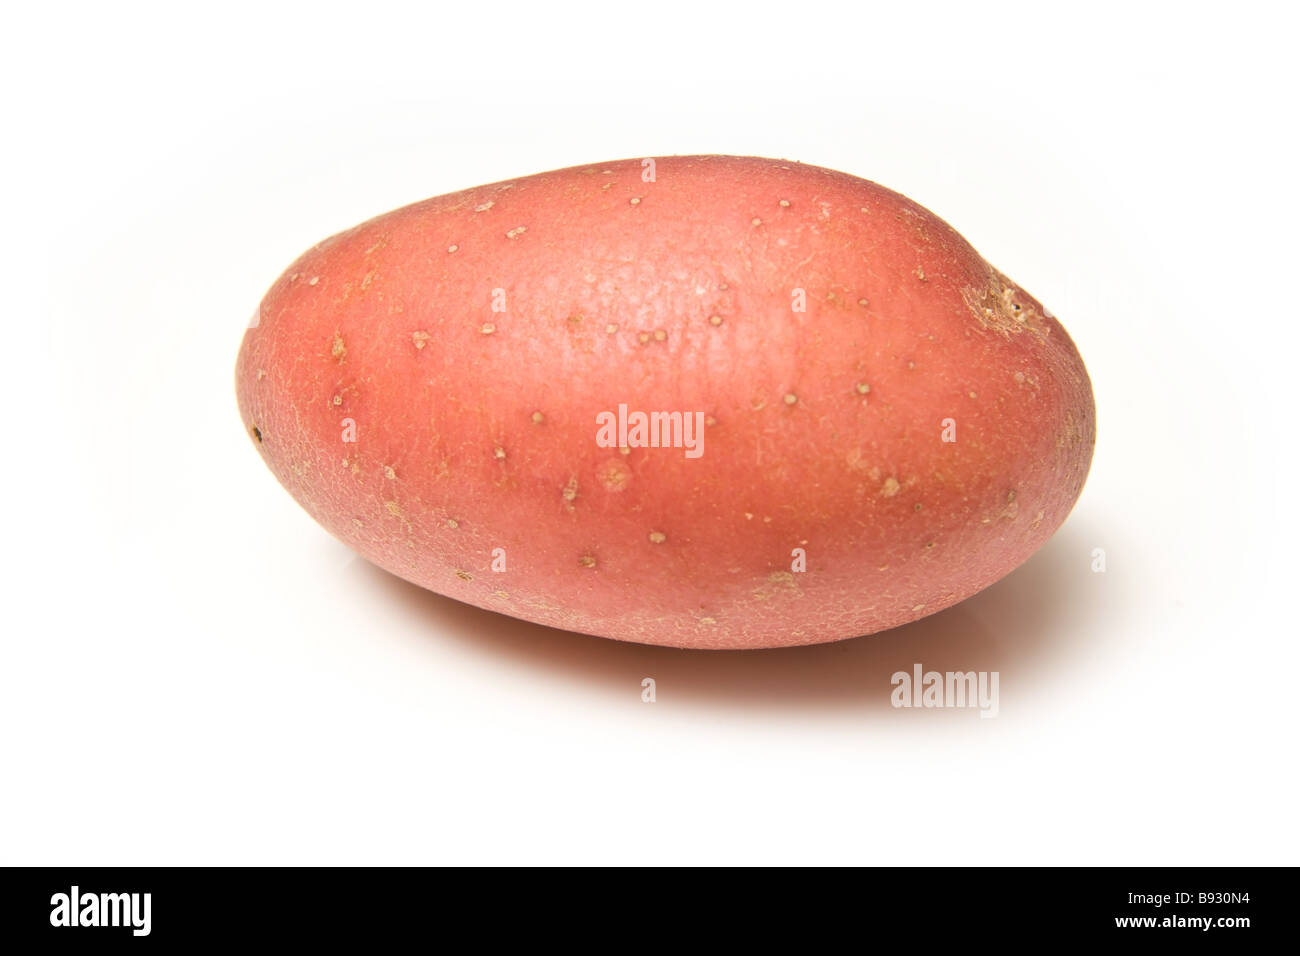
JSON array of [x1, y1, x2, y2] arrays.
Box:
[[236, 156, 1094, 649]]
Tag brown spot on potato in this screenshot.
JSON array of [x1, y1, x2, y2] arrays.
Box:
[[578, 555, 597, 568], [598, 460, 631, 491], [331, 334, 346, 363], [455, 569, 473, 581], [963, 273, 1049, 339], [752, 571, 800, 602], [250, 424, 263, 443]]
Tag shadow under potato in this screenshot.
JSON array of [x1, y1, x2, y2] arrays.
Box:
[[359, 522, 1100, 715]]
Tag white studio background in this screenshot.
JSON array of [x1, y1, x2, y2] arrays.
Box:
[[1, 1, 1296, 865]]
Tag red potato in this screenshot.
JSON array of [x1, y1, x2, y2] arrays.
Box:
[[235, 155, 1095, 649]]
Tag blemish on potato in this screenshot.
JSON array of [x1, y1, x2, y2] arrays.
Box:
[[531, 411, 545, 424], [648, 531, 666, 544], [752, 571, 800, 602], [474, 201, 494, 212], [250, 424, 263, 443], [447, 244, 459, 253], [598, 460, 631, 491], [653, 329, 667, 342], [506, 226, 527, 239], [605, 323, 618, 334], [447, 518, 459, 529], [783, 393, 798, 405], [308, 276, 320, 286], [480, 323, 496, 335], [855, 382, 871, 395], [493, 445, 506, 460], [578, 555, 597, 568], [412, 330, 430, 350], [331, 334, 346, 363], [562, 477, 579, 503], [455, 569, 473, 581], [629, 197, 641, 206], [383, 465, 397, 480], [881, 477, 901, 497], [963, 274, 1048, 339], [709, 314, 724, 326]]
